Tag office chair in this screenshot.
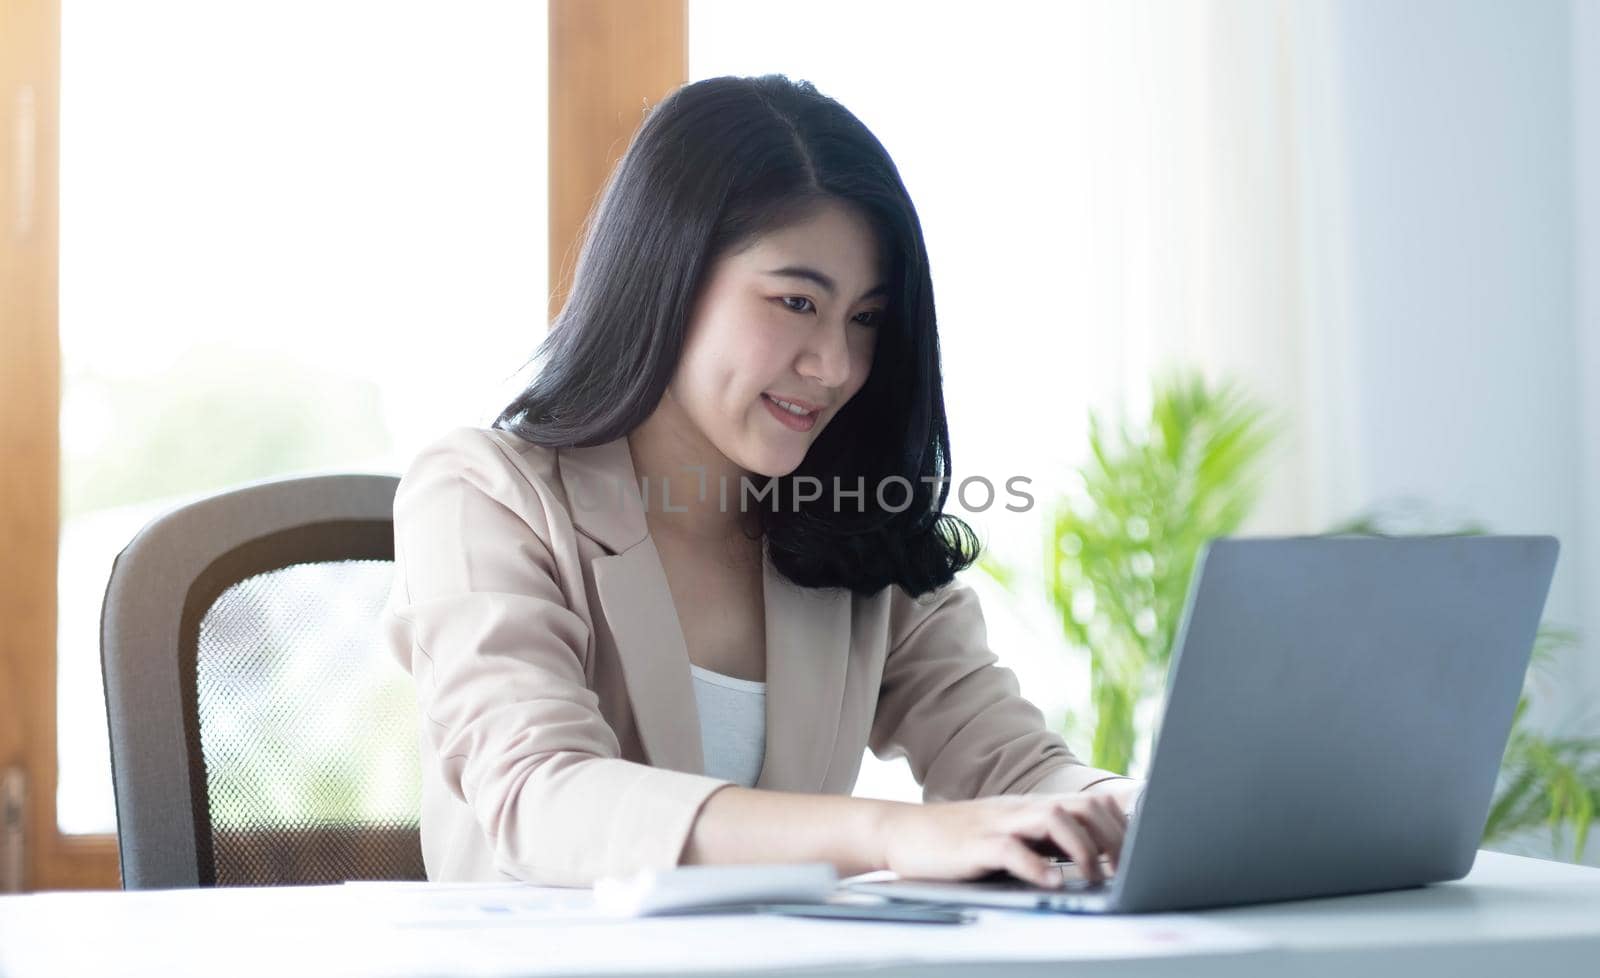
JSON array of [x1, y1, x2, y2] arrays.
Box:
[[100, 473, 426, 888]]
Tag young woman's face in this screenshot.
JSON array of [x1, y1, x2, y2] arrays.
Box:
[[666, 200, 887, 479]]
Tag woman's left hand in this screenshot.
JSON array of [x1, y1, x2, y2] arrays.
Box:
[[1083, 777, 1146, 819]]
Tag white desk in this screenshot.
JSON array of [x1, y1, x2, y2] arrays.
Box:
[[2, 850, 1597, 977]]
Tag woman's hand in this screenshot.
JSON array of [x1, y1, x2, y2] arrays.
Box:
[[874, 791, 1130, 889], [1081, 777, 1146, 819]]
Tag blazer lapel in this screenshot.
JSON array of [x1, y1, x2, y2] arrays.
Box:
[[592, 537, 707, 775], [559, 438, 704, 775], [756, 551, 852, 792], [559, 435, 853, 791]]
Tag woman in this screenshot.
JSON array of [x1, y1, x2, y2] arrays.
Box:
[[382, 73, 1145, 890]]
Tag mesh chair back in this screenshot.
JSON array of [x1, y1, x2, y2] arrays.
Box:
[[101, 474, 425, 888]]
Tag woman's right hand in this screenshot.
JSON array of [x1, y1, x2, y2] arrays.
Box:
[[875, 793, 1129, 889]]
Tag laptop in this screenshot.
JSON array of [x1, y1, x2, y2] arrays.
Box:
[[846, 535, 1559, 914]]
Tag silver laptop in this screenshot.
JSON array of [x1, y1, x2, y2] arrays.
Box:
[[846, 535, 1559, 914]]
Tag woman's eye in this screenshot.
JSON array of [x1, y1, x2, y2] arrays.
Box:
[[775, 296, 883, 327]]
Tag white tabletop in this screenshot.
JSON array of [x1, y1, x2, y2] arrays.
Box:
[[1, 850, 1596, 978]]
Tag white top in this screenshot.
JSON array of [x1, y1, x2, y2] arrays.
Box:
[[689, 663, 767, 788]]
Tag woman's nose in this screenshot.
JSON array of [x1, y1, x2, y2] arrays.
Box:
[[801, 318, 852, 388]]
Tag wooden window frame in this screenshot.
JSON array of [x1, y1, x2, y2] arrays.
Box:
[[0, 0, 685, 892]]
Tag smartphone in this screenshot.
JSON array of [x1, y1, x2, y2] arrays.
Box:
[[754, 902, 975, 924]]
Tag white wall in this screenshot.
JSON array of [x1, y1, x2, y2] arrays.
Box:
[[1578, 0, 1600, 757], [1313, 0, 1594, 733]]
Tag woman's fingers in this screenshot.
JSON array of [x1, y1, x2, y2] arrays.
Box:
[[1027, 799, 1126, 881], [1001, 837, 1062, 889], [891, 793, 1137, 891], [1073, 796, 1127, 870], [1027, 807, 1102, 881]]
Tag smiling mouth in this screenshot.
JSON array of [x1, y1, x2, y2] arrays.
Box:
[[761, 393, 819, 431], [763, 394, 820, 417]]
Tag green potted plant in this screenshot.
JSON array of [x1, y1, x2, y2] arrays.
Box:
[[982, 369, 1279, 774]]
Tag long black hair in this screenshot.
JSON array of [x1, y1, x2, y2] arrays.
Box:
[[495, 73, 978, 598]]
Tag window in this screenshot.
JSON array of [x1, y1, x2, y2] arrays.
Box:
[[57, 0, 550, 835]]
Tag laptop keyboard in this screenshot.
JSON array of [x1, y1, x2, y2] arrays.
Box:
[[969, 863, 1112, 892]]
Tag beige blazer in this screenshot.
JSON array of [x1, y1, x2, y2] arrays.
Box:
[[381, 426, 1125, 886]]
